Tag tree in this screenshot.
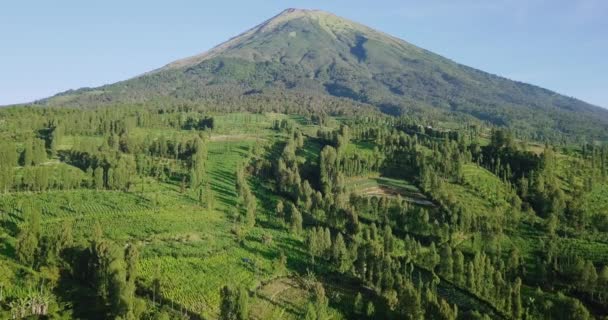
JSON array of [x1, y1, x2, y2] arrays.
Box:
[[272, 251, 287, 276], [94, 167, 105, 190], [32, 139, 47, 165], [549, 293, 591, 320], [397, 282, 424, 320], [220, 285, 249, 320], [22, 140, 34, 166], [190, 137, 208, 188], [319, 146, 339, 195], [453, 250, 465, 286], [125, 244, 139, 284], [546, 212, 558, 236], [87, 238, 136, 318], [439, 245, 453, 279], [582, 260, 598, 291], [511, 277, 523, 319], [308, 282, 329, 320], [425, 242, 440, 272], [15, 204, 41, 266], [275, 200, 285, 224], [354, 292, 364, 315], [366, 301, 375, 319], [289, 204, 303, 235], [331, 232, 349, 273], [599, 265, 608, 290]]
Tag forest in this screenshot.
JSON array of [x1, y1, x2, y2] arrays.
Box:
[[0, 100, 607, 320]]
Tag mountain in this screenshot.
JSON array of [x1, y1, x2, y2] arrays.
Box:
[[38, 8, 608, 141]]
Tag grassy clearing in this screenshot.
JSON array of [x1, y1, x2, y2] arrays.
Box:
[[57, 135, 105, 150], [341, 140, 376, 158], [346, 176, 433, 205], [461, 164, 511, 208]]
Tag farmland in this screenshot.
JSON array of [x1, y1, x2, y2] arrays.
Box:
[[1, 108, 607, 320]]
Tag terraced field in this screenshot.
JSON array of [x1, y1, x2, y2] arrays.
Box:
[[347, 176, 433, 206]]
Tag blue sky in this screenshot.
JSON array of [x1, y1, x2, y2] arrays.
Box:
[[1, 0, 606, 107]]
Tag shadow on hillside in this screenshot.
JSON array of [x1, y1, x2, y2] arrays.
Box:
[[0, 238, 15, 259], [55, 269, 106, 320], [256, 289, 303, 316], [209, 168, 237, 207], [0, 213, 20, 236], [136, 281, 205, 320]]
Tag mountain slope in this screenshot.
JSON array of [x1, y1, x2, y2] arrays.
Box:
[[40, 8, 608, 141]]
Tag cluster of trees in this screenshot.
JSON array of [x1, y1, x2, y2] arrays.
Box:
[[21, 139, 47, 167], [10, 201, 149, 319], [219, 285, 249, 320], [534, 240, 608, 307], [78, 233, 144, 319], [182, 115, 214, 131], [272, 118, 295, 132], [266, 118, 604, 318]]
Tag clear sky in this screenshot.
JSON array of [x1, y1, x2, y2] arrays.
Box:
[[1, 0, 606, 107]]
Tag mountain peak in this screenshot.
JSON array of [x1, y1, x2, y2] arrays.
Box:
[[42, 8, 608, 141], [277, 8, 320, 15], [275, 8, 331, 18], [160, 8, 342, 70]]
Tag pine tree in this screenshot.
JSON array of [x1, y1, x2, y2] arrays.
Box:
[[331, 232, 349, 273], [453, 250, 465, 286], [22, 140, 33, 166], [354, 292, 364, 315], [15, 204, 41, 266], [290, 204, 303, 235], [94, 167, 105, 190], [366, 301, 375, 319], [220, 285, 249, 320], [511, 277, 523, 319], [397, 282, 424, 320], [275, 200, 285, 223], [440, 245, 454, 279]]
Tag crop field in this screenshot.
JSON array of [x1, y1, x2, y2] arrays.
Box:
[[346, 176, 433, 205], [2, 109, 607, 319], [444, 182, 498, 216], [0, 125, 314, 317], [341, 141, 376, 158], [461, 164, 511, 208]]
